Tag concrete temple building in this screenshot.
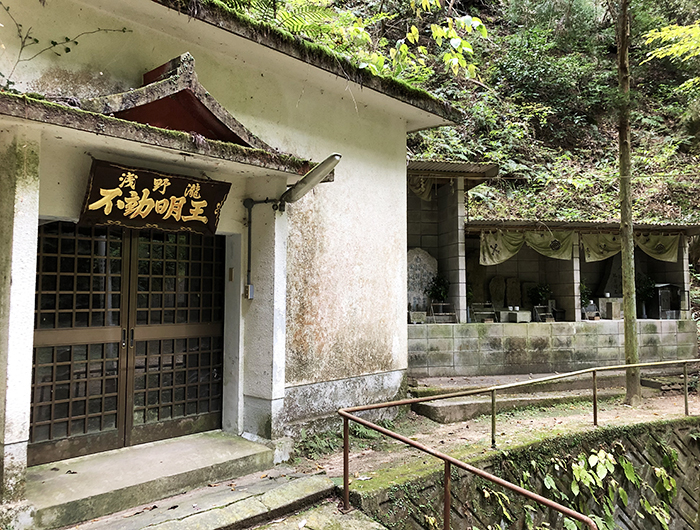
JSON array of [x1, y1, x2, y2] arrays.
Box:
[[0, 0, 461, 526]]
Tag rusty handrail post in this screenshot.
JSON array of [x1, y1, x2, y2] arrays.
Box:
[[491, 389, 497, 449], [592, 370, 598, 427], [444, 461, 451, 530], [684, 363, 689, 416], [343, 416, 350, 511]]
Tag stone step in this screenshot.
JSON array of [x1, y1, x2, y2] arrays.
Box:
[[409, 372, 626, 399], [412, 388, 625, 424], [254, 498, 389, 530], [26, 431, 274, 529], [61, 469, 340, 530]]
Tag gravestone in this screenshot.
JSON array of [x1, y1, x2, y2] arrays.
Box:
[[489, 276, 506, 310], [408, 248, 438, 312], [506, 278, 521, 308], [466, 253, 486, 302], [521, 281, 537, 309], [599, 253, 623, 297]]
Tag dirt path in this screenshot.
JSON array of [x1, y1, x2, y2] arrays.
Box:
[[296, 389, 699, 479]]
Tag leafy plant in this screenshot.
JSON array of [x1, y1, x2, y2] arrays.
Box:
[[635, 273, 656, 302], [580, 280, 594, 305], [425, 273, 450, 302], [527, 283, 551, 306], [507, 446, 675, 530], [644, 21, 700, 93], [294, 428, 341, 460]]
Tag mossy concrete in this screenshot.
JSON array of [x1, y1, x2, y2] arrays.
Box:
[[26, 431, 274, 529], [0, 93, 312, 177]]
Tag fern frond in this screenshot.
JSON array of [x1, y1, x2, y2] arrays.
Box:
[[249, 0, 278, 24], [277, 4, 334, 37]]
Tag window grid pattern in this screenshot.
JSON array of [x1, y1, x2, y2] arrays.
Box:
[[35, 222, 123, 330], [31, 343, 120, 443], [132, 337, 223, 425], [135, 232, 225, 326]]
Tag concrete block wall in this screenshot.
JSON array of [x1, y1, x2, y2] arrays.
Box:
[[408, 320, 698, 377], [407, 187, 439, 259], [437, 181, 466, 322]]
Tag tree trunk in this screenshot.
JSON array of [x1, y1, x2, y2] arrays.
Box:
[[618, 0, 641, 405]]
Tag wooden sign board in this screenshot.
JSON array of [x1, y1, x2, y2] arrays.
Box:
[[79, 160, 231, 235]]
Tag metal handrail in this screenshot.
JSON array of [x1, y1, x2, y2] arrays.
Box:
[[339, 358, 700, 530]]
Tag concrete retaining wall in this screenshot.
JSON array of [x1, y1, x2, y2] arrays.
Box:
[[408, 320, 698, 377]]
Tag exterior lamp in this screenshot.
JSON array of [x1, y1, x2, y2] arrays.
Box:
[[242, 152, 342, 299], [276, 153, 341, 211]]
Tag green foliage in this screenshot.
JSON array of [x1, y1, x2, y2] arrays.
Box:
[[489, 28, 615, 140], [580, 281, 594, 305], [635, 273, 656, 303], [425, 273, 450, 302], [350, 422, 382, 440], [527, 283, 551, 306], [503, 445, 675, 530], [644, 21, 700, 93], [294, 428, 341, 459], [500, 0, 610, 52], [215, 0, 486, 86]]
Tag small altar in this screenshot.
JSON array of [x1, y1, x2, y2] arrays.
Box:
[[497, 309, 532, 323]]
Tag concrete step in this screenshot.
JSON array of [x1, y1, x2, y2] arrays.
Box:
[[254, 498, 389, 529], [409, 372, 626, 399], [412, 388, 625, 424], [62, 468, 339, 530], [26, 431, 274, 529]]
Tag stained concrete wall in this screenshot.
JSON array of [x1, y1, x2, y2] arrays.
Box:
[[408, 321, 698, 377], [283, 108, 408, 414], [0, 130, 41, 505]]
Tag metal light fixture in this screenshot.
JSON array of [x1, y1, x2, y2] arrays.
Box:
[[242, 153, 342, 299], [276, 153, 342, 210]]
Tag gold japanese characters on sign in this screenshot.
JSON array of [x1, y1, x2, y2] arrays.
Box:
[[80, 160, 231, 235]]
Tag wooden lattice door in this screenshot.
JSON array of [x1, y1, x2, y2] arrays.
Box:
[[30, 222, 225, 465]]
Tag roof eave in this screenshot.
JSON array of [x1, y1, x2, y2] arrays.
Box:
[[149, 0, 464, 128], [0, 93, 313, 177]]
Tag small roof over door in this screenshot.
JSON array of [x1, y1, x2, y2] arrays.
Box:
[[82, 53, 271, 149]]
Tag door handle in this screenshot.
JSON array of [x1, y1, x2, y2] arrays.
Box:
[[122, 329, 126, 348], [130, 329, 134, 348]]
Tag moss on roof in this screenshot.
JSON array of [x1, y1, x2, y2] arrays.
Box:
[[0, 92, 312, 174], [151, 0, 463, 124]]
